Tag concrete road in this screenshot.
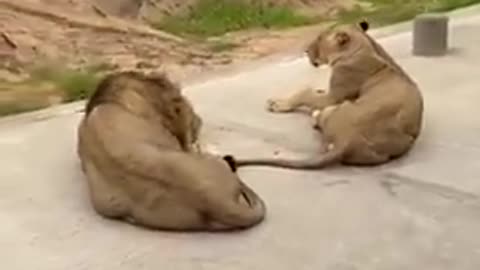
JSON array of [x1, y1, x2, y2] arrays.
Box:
[[2, 6, 480, 270]]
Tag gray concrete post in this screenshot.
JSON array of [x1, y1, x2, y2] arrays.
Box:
[[412, 13, 449, 56]]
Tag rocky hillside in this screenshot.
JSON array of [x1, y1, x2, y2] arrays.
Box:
[[0, 0, 355, 81]]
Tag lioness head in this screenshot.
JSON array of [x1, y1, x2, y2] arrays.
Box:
[[305, 20, 370, 67]]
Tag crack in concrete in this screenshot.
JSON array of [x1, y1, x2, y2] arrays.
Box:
[[323, 179, 351, 187], [378, 172, 479, 203]]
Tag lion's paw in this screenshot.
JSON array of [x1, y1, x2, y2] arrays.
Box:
[[191, 142, 203, 153], [311, 109, 322, 119], [266, 99, 293, 113], [202, 143, 221, 156], [311, 110, 322, 129]]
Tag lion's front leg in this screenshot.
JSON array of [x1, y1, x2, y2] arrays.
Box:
[[266, 88, 332, 113]]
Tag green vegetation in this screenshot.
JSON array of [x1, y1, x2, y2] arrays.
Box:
[[0, 103, 43, 117], [153, 0, 480, 38], [207, 40, 240, 52], [339, 0, 480, 27], [0, 65, 103, 117], [29, 65, 102, 102], [153, 0, 315, 37]]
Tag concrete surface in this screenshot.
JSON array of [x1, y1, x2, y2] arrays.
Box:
[[2, 8, 480, 270]]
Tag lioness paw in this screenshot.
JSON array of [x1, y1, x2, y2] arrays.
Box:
[[266, 99, 293, 113]]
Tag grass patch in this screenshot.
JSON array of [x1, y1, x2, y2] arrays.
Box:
[[0, 103, 44, 117], [339, 0, 480, 27], [153, 0, 315, 37], [207, 40, 240, 52], [29, 65, 103, 102], [0, 65, 103, 117]]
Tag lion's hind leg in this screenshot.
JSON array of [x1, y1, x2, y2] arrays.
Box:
[[83, 161, 130, 220], [128, 199, 210, 231]]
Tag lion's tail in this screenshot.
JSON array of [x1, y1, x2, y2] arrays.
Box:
[[234, 144, 346, 170]]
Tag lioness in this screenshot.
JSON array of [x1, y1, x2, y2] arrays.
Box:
[[232, 20, 424, 170], [77, 71, 265, 231]]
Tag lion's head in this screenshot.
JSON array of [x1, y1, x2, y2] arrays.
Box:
[[305, 20, 370, 67]]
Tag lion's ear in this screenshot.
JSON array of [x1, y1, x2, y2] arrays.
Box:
[[359, 20, 369, 31], [334, 31, 350, 47]]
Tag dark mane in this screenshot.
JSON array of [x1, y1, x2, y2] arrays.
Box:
[[84, 72, 118, 115], [84, 71, 178, 115]]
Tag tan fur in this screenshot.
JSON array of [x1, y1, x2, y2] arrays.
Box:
[[234, 21, 424, 170], [77, 71, 265, 231]]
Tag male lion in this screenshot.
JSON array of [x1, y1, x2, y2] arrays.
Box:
[[232, 20, 424, 170], [77, 71, 266, 231]]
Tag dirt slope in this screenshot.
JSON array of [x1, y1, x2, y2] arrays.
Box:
[[0, 0, 352, 83], [0, 0, 221, 82]]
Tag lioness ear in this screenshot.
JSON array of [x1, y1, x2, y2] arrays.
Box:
[[334, 31, 350, 47], [222, 155, 237, 173], [359, 20, 369, 31]]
